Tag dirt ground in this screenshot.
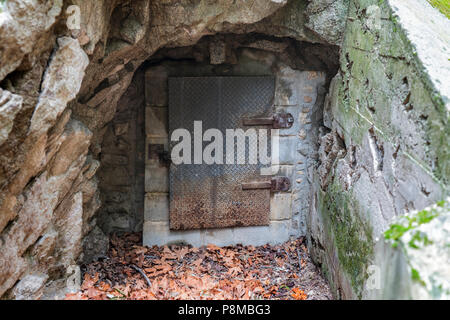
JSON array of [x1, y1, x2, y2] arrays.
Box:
[[66, 233, 332, 300]]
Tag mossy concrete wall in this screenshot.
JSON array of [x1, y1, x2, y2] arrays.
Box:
[[308, 0, 449, 299]]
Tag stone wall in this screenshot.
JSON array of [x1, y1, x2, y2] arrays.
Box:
[[140, 35, 331, 247], [308, 0, 449, 299]]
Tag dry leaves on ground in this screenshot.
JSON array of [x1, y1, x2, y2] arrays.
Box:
[[66, 233, 332, 300]]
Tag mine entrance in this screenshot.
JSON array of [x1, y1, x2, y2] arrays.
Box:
[[168, 76, 277, 230]]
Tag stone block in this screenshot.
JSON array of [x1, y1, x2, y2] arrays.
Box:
[[12, 274, 48, 300], [114, 122, 129, 136], [145, 106, 168, 138], [297, 139, 312, 157], [209, 40, 226, 65], [144, 193, 169, 222], [143, 221, 293, 247], [270, 193, 292, 220], [101, 153, 128, 166], [290, 213, 306, 237]]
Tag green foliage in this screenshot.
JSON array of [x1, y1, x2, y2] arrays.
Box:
[[427, 0, 450, 19]]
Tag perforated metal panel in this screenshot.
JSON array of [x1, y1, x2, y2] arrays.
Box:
[[169, 77, 275, 230]]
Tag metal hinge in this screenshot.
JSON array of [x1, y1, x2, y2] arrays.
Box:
[[241, 177, 291, 192], [242, 113, 294, 129]]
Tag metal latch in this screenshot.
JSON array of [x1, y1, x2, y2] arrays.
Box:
[[241, 177, 291, 192], [242, 113, 294, 129]]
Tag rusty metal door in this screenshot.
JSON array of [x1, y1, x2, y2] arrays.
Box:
[[168, 77, 275, 230]]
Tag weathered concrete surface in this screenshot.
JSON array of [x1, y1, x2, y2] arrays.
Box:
[[308, 0, 449, 299]]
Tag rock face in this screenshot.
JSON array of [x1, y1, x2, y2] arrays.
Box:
[[0, 0, 447, 300], [0, 0, 345, 299]]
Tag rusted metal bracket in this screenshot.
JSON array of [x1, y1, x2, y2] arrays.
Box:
[[242, 113, 294, 129], [241, 177, 291, 192]]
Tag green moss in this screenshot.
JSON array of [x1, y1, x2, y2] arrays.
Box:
[[427, 0, 450, 19], [320, 180, 374, 297]]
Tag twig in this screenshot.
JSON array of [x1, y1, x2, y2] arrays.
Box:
[[131, 264, 152, 288], [296, 248, 302, 273]]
